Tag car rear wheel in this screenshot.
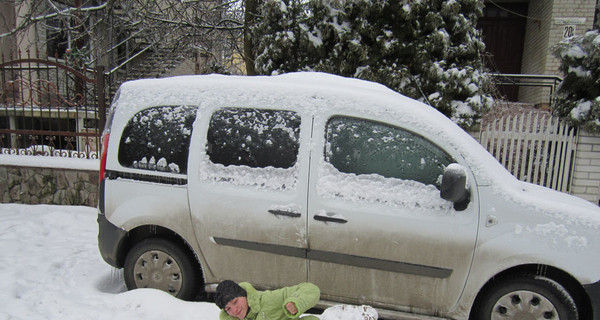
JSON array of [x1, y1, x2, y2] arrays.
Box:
[[474, 274, 578, 320], [124, 238, 200, 300]]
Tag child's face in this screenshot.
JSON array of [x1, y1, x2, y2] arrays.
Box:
[[224, 296, 248, 319]]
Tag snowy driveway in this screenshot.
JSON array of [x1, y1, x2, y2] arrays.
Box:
[[0, 204, 221, 320]]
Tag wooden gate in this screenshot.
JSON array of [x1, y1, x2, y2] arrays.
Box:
[[480, 112, 578, 192], [0, 50, 106, 158]]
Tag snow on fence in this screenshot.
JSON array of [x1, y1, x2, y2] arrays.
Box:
[[480, 112, 578, 192]]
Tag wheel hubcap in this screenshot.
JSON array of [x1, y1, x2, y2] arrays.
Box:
[[133, 250, 183, 296], [492, 290, 559, 320]]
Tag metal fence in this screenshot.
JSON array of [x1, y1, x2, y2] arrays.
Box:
[[0, 50, 106, 159]]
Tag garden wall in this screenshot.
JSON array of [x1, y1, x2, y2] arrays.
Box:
[[0, 156, 98, 207]]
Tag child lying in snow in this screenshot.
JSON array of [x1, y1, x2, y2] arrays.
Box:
[[214, 280, 320, 320]]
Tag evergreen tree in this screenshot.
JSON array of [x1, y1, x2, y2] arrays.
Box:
[[253, 0, 313, 73], [252, 0, 493, 128], [552, 30, 600, 132]]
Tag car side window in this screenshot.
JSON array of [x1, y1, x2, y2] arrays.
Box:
[[118, 105, 196, 174], [325, 116, 453, 188], [207, 108, 301, 169]]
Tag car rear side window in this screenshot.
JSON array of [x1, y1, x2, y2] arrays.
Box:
[[325, 116, 453, 188], [118, 105, 196, 174], [207, 108, 300, 169]]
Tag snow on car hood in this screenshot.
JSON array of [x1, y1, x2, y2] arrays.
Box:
[[507, 179, 600, 229]]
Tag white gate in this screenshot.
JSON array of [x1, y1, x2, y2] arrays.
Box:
[[479, 112, 578, 192]]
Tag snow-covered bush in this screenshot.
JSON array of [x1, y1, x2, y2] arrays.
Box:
[[252, 0, 494, 128], [552, 30, 600, 132]]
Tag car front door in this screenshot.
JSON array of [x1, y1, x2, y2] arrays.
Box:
[[188, 107, 310, 288], [307, 114, 479, 312]]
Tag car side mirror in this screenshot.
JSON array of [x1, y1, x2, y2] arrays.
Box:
[[440, 164, 471, 211]]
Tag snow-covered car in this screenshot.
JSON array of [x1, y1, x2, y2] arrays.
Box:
[[97, 72, 600, 320]]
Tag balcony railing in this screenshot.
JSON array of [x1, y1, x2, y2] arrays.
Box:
[[489, 73, 563, 105]]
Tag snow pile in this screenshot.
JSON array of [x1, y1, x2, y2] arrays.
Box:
[[0, 203, 377, 319], [0, 154, 98, 171], [199, 160, 299, 190], [320, 304, 378, 320]]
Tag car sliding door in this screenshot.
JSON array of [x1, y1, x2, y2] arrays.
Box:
[[187, 107, 311, 288], [307, 114, 479, 312]]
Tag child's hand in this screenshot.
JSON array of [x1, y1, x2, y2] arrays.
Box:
[[285, 302, 298, 315]]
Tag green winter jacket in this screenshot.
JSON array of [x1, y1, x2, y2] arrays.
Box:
[[218, 282, 320, 320]]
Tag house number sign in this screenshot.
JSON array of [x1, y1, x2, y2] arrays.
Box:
[[555, 17, 586, 39], [563, 25, 575, 39]]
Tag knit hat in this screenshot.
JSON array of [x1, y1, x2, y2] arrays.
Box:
[[215, 280, 247, 309]]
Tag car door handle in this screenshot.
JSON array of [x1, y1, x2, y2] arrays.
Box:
[[313, 214, 348, 224], [268, 210, 301, 218]]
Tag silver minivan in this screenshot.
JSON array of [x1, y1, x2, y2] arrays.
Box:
[[98, 72, 600, 320]]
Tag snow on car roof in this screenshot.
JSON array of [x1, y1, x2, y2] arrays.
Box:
[[116, 72, 439, 121]]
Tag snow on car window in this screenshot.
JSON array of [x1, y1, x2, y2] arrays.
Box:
[[199, 160, 299, 191], [201, 108, 301, 190], [318, 162, 453, 212], [118, 105, 196, 174]]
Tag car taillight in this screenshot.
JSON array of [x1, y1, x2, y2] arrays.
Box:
[[99, 131, 110, 182]]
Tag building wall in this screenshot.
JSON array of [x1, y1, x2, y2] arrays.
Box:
[[521, 0, 553, 76], [519, 0, 597, 105], [14, 1, 38, 53], [549, 0, 597, 69], [0, 2, 17, 60], [519, 0, 554, 105], [571, 132, 600, 204]]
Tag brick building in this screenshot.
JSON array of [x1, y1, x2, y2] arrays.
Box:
[[479, 0, 599, 106]]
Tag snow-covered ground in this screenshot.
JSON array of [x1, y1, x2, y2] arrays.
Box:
[[0, 203, 376, 320], [0, 203, 221, 320]]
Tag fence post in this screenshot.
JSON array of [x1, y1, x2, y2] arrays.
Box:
[[96, 66, 106, 133]]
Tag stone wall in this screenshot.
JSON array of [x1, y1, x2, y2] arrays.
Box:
[[0, 165, 98, 207]]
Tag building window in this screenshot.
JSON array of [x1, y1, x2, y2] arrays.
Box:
[[46, 17, 68, 59]]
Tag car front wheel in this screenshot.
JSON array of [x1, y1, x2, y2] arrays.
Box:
[[474, 274, 579, 320], [124, 238, 200, 300]]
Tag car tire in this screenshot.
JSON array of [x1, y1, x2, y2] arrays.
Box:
[[473, 274, 578, 320], [124, 238, 201, 300]]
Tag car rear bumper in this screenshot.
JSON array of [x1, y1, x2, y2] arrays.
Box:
[[97, 213, 128, 268], [585, 280, 600, 320]]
